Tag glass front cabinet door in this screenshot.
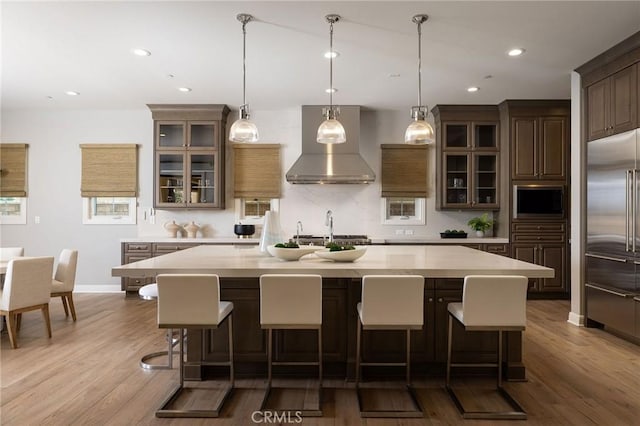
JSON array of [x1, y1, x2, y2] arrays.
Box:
[[433, 104, 500, 210], [149, 104, 229, 209]]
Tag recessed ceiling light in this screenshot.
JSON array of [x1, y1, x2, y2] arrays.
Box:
[[132, 48, 151, 57], [46, 96, 54, 100], [467, 86, 479, 93], [324, 51, 339, 59], [178, 87, 192, 92], [508, 48, 525, 57], [325, 88, 337, 94], [389, 73, 401, 78], [65, 91, 80, 96]]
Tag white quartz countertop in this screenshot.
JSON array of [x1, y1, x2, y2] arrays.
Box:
[[121, 237, 259, 244], [112, 244, 552, 279]]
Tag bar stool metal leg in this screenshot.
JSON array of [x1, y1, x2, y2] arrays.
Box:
[[355, 318, 423, 418], [445, 314, 527, 420], [140, 328, 178, 370], [260, 327, 323, 417]]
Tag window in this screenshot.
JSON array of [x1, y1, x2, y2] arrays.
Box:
[[83, 197, 136, 225], [381, 197, 425, 225], [0, 197, 27, 224], [235, 198, 279, 225]]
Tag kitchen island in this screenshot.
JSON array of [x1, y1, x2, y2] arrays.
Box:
[[112, 245, 553, 380]]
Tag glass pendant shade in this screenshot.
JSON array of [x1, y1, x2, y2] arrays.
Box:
[[229, 117, 259, 143], [404, 119, 434, 144], [405, 14, 434, 145], [317, 14, 346, 144], [317, 118, 346, 144], [229, 13, 259, 143]]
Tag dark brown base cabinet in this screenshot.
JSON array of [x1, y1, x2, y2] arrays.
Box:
[[185, 278, 525, 381], [511, 229, 568, 295]]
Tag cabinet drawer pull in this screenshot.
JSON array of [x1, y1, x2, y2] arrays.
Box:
[[428, 297, 433, 302], [438, 297, 443, 303]]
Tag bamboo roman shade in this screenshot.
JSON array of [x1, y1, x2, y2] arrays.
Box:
[[0, 143, 28, 197], [80, 144, 138, 197], [233, 144, 281, 198], [381, 144, 428, 197]]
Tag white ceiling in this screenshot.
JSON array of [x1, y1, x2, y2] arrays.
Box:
[[2, 1, 639, 112]]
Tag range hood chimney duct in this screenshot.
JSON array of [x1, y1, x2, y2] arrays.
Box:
[[286, 105, 375, 184]]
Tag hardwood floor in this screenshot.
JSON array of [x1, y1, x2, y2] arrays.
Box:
[[1, 294, 639, 425]]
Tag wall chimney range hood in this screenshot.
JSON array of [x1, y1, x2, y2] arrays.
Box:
[[286, 105, 376, 184]]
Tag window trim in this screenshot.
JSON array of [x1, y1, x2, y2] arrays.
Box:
[[234, 198, 280, 225], [0, 197, 27, 225], [82, 197, 137, 225], [381, 197, 425, 225]]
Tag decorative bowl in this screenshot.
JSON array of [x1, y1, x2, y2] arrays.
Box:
[[267, 245, 321, 261], [315, 246, 367, 262]]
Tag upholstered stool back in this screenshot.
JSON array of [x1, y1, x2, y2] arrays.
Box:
[[260, 274, 322, 328], [460, 275, 528, 328], [359, 275, 424, 328], [157, 274, 231, 327]]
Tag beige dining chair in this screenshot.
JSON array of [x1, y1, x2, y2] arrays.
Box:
[[0, 247, 24, 261], [0, 256, 55, 348], [50, 249, 78, 321]]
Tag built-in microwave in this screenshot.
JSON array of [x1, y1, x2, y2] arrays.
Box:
[[513, 185, 564, 218]]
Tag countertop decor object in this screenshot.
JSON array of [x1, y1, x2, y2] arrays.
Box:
[[234, 223, 255, 238], [440, 231, 468, 239], [468, 213, 494, 238], [164, 220, 182, 238], [184, 221, 200, 238], [259, 211, 284, 254], [315, 246, 367, 262], [266, 245, 321, 261]]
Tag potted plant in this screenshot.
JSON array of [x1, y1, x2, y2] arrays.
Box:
[[467, 213, 494, 237]]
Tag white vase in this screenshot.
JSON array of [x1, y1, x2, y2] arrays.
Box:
[[475, 230, 485, 238], [259, 211, 284, 255]]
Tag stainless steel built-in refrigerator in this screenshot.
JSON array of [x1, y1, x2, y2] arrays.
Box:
[[586, 128, 640, 339]]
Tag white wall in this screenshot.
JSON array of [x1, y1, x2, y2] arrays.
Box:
[[1, 107, 491, 290]]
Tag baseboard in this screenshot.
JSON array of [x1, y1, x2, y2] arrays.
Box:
[[567, 311, 584, 327], [74, 285, 122, 293]]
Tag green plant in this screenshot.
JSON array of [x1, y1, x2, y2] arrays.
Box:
[[467, 213, 494, 232]]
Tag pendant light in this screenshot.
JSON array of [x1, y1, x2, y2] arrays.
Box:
[[317, 14, 346, 144], [404, 14, 435, 145], [229, 13, 259, 143]]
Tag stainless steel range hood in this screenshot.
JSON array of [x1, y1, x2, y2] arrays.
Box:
[[286, 105, 375, 184]]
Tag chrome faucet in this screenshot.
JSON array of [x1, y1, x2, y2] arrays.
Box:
[[296, 221, 303, 245], [325, 210, 334, 243]]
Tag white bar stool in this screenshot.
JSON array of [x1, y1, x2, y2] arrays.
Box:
[[355, 275, 424, 418], [446, 275, 528, 420], [138, 283, 178, 370], [155, 274, 234, 418], [259, 274, 323, 417]]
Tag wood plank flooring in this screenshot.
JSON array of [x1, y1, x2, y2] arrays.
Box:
[[1, 294, 639, 425]]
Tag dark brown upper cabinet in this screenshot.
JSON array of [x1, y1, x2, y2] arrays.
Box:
[[148, 104, 229, 209], [511, 114, 569, 181], [586, 64, 638, 141], [432, 105, 500, 210]]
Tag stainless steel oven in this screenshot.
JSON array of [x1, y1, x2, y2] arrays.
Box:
[[513, 185, 564, 219]]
